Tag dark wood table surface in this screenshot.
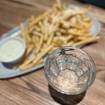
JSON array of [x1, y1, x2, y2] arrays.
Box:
[[0, 0, 105, 105]]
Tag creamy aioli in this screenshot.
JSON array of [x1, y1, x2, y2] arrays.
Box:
[[0, 38, 25, 62]]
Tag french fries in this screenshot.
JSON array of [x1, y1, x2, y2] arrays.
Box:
[[18, 0, 99, 70]]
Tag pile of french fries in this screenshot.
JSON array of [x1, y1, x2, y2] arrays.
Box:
[[19, 0, 99, 70]]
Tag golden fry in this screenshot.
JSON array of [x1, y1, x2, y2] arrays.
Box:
[[19, 58, 32, 69], [63, 41, 74, 46], [33, 31, 42, 37], [73, 36, 99, 47], [56, 0, 62, 9], [20, 58, 43, 70], [26, 44, 34, 56], [42, 20, 49, 41], [20, 24, 26, 41], [32, 36, 39, 48], [36, 34, 44, 53], [47, 33, 54, 45], [34, 26, 41, 32], [68, 29, 86, 36]]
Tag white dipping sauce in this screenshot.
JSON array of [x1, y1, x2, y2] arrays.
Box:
[[0, 38, 25, 62]]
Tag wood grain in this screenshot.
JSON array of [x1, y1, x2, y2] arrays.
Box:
[[0, 0, 105, 105]]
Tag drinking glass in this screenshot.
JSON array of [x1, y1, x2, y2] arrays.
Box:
[[44, 47, 96, 104]]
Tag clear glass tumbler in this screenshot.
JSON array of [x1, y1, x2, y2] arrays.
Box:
[[44, 47, 96, 104]]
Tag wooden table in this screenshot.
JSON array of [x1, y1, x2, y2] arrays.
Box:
[[0, 0, 105, 105]]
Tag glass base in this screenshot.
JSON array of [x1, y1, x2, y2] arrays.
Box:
[[48, 84, 86, 105]]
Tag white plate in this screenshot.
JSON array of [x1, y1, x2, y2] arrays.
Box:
[[0, 13, 101, 79]]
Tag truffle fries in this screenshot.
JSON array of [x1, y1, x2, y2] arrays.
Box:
[[18, 0, 99, 70]]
